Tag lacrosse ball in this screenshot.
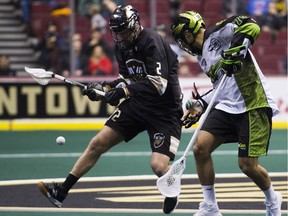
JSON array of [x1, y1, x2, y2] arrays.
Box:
[[56, 136, 65, 145]]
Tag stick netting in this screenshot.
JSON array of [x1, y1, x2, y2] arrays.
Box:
[[24, 67, 53, 85], [156, 156, 186, 197]]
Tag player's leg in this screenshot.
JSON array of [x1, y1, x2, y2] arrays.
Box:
[[38, 125, 124, 207], [193, 109, 236, 216], [38, 106, 136, 208], [150, 152, 171, 177], [147, 112, 182, 214], [193, 131, 223, 185], [237, 108, 282, 215], [70, 126, 124, 177], [192, 130, 223, 216]]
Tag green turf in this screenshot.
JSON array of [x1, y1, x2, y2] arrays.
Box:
[[0, 130, 287, 216], [0, 130, 287, 180]]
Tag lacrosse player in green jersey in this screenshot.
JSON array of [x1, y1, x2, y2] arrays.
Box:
[[171, 11, 281, 216]]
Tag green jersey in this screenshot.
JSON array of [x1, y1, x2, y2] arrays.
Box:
[[199, 16, 279, 116]]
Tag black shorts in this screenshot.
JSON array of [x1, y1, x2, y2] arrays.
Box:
[[105, 101, 182, 160], [201, 108, 272, 157]]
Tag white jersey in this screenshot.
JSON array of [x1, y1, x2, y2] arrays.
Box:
[[198, 17, 279, 116]]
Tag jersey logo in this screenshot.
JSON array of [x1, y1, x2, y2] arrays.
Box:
[[153, 133, 165, 148], [201, 59, 207, 68], [126, 59, 147, 81], [208, 38, 221, 52]]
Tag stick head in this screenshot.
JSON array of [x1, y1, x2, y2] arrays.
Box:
[[24, 67, 53, 85], [156, 156, 186, 197]]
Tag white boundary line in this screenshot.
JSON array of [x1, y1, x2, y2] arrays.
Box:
[[0, 149, 287, 159], [1, 206, 287, 214], [0, 172, 287, 186], [0, 206, 288, 215], [0, 173, 287, 214]]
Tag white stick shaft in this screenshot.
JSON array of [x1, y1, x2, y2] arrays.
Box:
[[25, 67, 106, 96], [53, 74, 105, 96], [183, 74, 227, 157]]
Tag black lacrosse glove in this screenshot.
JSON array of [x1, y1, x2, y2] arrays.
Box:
[[181, 99, 205, 128], [220, 45, 246, 76], [82, 82, 104, 101], [181, 110, 202, 128], [104, 88, 127, 106], [102, 78, 127, 90]]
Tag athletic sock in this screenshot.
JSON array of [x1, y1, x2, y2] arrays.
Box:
[[263, 185, 276, 203], [202, 185, 217, 205], [61, 173, 79, 194]]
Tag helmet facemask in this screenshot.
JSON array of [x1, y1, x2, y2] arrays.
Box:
[[109, 5, 141, 49], [111, 19, 141, 49], [171, 11, 205, 56], [175, 37, 193, 55]]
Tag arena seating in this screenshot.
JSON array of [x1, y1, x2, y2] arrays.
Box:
[[28, 0, 287, 75]]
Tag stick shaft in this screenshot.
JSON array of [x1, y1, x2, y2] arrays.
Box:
[[183, 74, 227, 157], [25, 67, 105, 96], [52, 74, 105, 96], [53, 74, 85, 87]]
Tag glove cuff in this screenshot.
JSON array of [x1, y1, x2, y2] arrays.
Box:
[[123, 87, 129, 97], [198, 98, 208, 111]]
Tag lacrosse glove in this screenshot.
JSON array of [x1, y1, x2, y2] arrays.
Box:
[[220, 45, 246, 76], [82, 82, 104, 101], [181, 83, 207, 128], [104, 87, 127, 106], [102, 78, 127, 90]]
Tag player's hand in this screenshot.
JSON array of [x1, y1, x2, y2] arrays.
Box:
[[82, 82, 104, 101], [104, 88, 127, 106], [220, 45, 246, 76], [102, 78, 127, 90], [181, 99, 204, 128], [181, 110, 202, 128], [220, 58, 242, 77]]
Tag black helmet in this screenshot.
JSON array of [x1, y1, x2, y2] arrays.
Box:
[[109, 5, 141, 48], [171, 11, 205, 55]]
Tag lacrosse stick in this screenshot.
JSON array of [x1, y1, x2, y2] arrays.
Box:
[[157, 73, 227, 197], [24, 67, 105, 96]]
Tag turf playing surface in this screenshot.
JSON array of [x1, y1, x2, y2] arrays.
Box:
[[0, 129, 287, 215]]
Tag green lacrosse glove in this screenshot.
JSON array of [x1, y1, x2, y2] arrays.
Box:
[[220, 45, 246, 76], [82, 82, 104, 101]]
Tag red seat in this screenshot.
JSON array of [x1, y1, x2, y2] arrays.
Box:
[[253, 44, 287, 57], [256, 57, 283, 74], [256, 31, 274, 45], [203, 0, 222, 17], [182, 1, 202, 12], [184, 61, 202, 75], [276, 31, 287, 45]]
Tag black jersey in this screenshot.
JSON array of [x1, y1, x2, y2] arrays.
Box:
[[114, 28, 183, 116]]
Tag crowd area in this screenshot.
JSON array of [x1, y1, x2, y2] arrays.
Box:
[[0, 0, 287, 77]]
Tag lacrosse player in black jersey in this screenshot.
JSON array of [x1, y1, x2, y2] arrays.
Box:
[[38, 5, 183, 214]]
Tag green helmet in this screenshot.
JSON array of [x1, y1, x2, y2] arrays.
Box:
[[171, 11, 205, 55]]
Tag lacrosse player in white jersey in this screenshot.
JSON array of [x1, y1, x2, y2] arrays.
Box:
[[171, 11, 281, 216]]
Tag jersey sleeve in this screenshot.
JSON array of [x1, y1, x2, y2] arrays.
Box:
[[227, 16, 261, 57]]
